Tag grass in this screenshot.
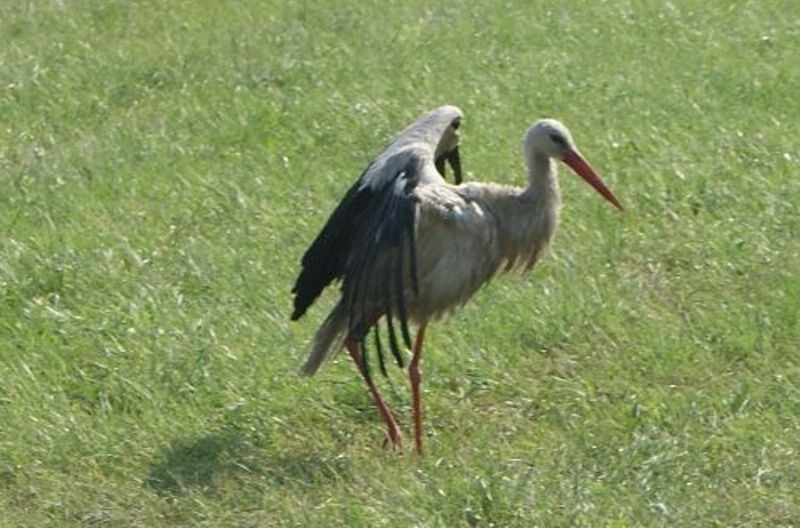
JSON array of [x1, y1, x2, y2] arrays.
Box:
[[1, 0, 799, 525]]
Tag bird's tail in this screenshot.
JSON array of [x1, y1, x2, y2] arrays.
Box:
[[299, 303, 347, 376]]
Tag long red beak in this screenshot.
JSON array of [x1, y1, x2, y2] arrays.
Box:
[[562, 150, 623, 211]]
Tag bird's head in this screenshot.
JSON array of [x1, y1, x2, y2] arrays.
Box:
[[434, 112, 463, 184], [524, 119, 575, 159], [524, 118, 623, 210]]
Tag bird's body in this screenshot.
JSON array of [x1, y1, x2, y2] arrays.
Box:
[[291, 108, 622, 454], [398, 175, 560, 321]]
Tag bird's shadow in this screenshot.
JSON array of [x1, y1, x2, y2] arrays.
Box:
[[146, 430, 349, 496]]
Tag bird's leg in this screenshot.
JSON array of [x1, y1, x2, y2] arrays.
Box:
[[345, 338, 403, 450], [409, 323, 427, 456]]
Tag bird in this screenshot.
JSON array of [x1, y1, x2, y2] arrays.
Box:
[[291, 106, 623, 455]]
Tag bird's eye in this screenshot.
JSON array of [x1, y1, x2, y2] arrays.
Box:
[[451, 119, 461, 130], [549, 133, 566, 146]]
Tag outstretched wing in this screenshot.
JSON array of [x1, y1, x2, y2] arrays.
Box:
[[291, 105, 463, 375], [290, 152, 430, 316], [291, 149, 437, 373], [291, 106, 463, 321], [338, 152, 427, 370], [290, 166, 374, 322]]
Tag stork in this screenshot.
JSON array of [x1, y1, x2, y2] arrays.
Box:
[[291, 106, 622, 455]]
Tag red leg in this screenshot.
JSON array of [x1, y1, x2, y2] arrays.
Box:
[[409, 324, 427, 456], [346, 339, 403, 450]]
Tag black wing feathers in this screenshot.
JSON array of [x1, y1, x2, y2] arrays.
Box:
[[341, 158, 421, 339], [291, 155, 423, 378], [291, 157, 421, 337], [342, 160, 420, 379], [290, 167, 373, 321]]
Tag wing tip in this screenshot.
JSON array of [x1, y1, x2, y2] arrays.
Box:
[[290, 306, 305, 321]]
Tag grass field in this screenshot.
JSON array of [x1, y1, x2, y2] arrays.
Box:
[[2, 0, 799, 525]]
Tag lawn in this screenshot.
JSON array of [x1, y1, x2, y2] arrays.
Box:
[[1, 0, 799, 525]]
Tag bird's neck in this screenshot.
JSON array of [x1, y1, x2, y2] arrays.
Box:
[[472, 153, 560, 272], [523, 152, 559, 201]]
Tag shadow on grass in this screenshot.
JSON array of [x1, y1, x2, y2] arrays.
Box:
[[146, 431, 349, 495], [146, 432, 243, 495]]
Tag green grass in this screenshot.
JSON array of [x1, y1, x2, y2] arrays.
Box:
[[2, 0, 799, 525]]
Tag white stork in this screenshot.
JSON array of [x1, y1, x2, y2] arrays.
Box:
[[291, 106, 622, 455]]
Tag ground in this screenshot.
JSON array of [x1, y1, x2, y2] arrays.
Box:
[[1, 0, 799, 526]]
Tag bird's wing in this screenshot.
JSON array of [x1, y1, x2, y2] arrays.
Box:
[[291, 148, 440, 321], [291, 106, 462, 322], [291, 149, 437, 376], [290, 167, 373, 321], [340, 150, 435, 349], [292, 105, 463, 376]]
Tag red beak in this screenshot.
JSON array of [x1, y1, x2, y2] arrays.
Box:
[[562, 150, 623, 211]]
